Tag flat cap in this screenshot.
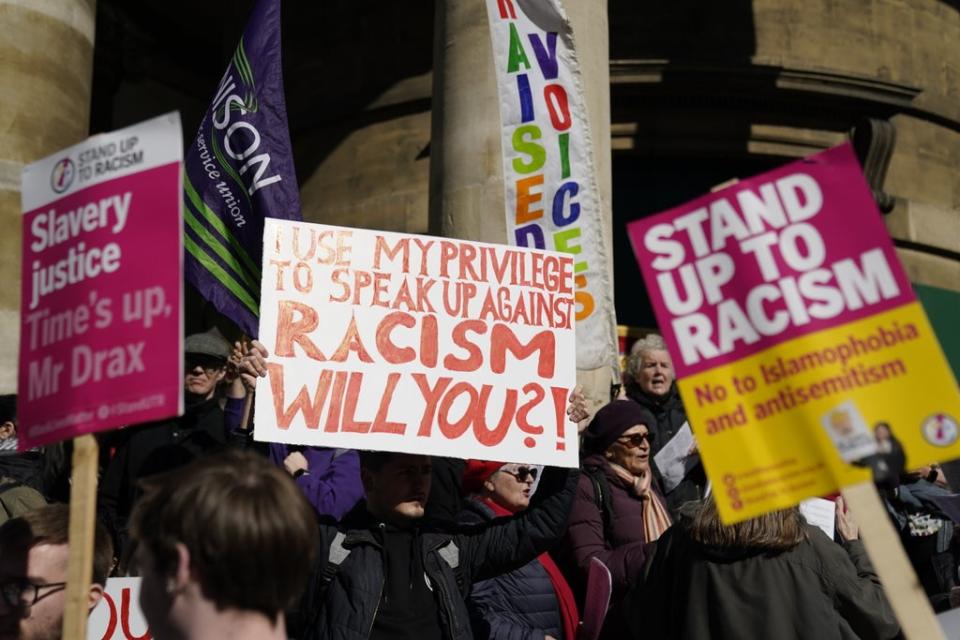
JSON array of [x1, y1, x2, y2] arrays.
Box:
[[184, 330, 231, 360]]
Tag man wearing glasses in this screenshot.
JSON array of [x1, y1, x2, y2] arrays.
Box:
[[0, 504, 113, 640]]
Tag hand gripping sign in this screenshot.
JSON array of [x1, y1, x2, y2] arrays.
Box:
[[628, 143, 960, 523], [254, 220, 578, 467]]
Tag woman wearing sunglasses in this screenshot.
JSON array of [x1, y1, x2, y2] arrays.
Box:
[[557, 399, 672, 639], [459, 460, 579, 640]]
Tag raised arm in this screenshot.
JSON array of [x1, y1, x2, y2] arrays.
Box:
[[461, 465, 579, 582]]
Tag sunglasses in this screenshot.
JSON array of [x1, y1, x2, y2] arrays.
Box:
[[616, 433, 651, 448], [500, 466, 539, 483], [185, 354, 226, 372]]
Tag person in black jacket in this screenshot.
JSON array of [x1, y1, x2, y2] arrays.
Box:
[[98, 330, 237, 560], [297, 451, 578, 640], [237, 340, 582, 640], [622, 334, 705, 514], [459, 460, 579, 640]]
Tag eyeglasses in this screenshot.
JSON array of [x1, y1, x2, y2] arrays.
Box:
[[0, 579, 67, 608], [500, 466, 538, 483], [616, 433, 651, 449]]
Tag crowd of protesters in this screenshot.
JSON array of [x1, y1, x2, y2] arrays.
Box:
[[1, 328, 957, 639]]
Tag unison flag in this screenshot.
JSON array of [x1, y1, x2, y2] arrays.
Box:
[[183, 0, 301, 337]]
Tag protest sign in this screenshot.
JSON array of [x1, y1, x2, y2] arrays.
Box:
[[18, 113, 183, 450], [254, 220, 578, 466], [87, 578, 150, 640], [798, 497, 836, 540], [628, 143, 960, 523], [485, 0, 617, 374]]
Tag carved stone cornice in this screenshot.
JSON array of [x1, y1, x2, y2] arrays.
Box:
[[609, 60, 960, 132]]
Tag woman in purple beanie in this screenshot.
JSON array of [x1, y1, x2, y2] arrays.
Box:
[[557, 400, 671, 639]]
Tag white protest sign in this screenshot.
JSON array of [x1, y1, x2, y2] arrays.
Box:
[[254, 220, 578, 466], [87, 578, 150, 640], [653, 422, 698, 493], [799, 497, 836, 540]]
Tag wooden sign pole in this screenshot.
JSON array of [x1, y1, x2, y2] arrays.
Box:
[[61, 434, 100, 640], [841, 480, 943, 639]]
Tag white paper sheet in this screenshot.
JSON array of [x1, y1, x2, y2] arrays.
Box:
[[653, 422, 698, 493], [800, 498, 836, 540]]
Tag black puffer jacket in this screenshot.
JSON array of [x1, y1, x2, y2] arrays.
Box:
[[460, 500, 563, 640], [301, 466, 578, 640], [98, 397, 227, 554]]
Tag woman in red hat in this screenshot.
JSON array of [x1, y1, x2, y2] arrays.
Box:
[[460, 460, 579, 640]]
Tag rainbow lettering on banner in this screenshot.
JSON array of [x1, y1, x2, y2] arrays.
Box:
[[628, 144, 960, 523], [485, 0, 617, 373]]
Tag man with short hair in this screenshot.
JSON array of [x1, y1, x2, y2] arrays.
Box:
[[99, 329, 238, 558], [129, 449, 317, 640], [298, 450, 576, 640], [0, 504, 113, 640], [241, 342, 580, 640]]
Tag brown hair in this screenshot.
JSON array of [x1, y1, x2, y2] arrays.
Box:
[[130, 449, 317, 618], [686, 497, 807, 551], [0, 504, 114, 585]]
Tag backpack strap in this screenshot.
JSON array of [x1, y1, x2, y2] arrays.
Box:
[[321, 531, 350, 583], [299, 531, 351, 640], [583, 466, 615, 545], [435, 539, 465, 594], [436, 539, 459, 569]]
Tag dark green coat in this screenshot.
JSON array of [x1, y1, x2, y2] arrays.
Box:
[[624, 523, 901, 640]]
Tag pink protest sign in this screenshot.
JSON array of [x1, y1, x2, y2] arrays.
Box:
[[18, 113, 183, 449], [627, 143, 914, 378], [627, 143, 960, 524]]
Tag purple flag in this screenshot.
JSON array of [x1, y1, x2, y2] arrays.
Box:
[[183, 0, 301, 337]]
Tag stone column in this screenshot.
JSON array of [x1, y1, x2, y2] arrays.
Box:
[[430, 0, 617, 413], [429, 0, 506, 244], [0, 0, 97, 393]]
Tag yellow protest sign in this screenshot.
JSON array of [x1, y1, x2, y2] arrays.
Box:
[[628, 144, 960, 523]]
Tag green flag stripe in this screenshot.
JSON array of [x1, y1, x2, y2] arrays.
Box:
[[182, 171, 261, 279], [184, 204, 260, 294], [234, 38, 254, 85], [185, 234, 260, 315]]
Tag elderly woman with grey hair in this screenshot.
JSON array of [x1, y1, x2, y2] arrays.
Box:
[[623, 334, 705, 514]]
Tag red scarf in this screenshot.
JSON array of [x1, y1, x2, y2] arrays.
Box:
[[483, 498, 580, 640]]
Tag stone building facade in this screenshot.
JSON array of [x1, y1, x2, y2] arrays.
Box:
[[0, 0, 957, 391]]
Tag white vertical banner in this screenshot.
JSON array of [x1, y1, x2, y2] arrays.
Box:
[[485, 0, 617, 375]]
